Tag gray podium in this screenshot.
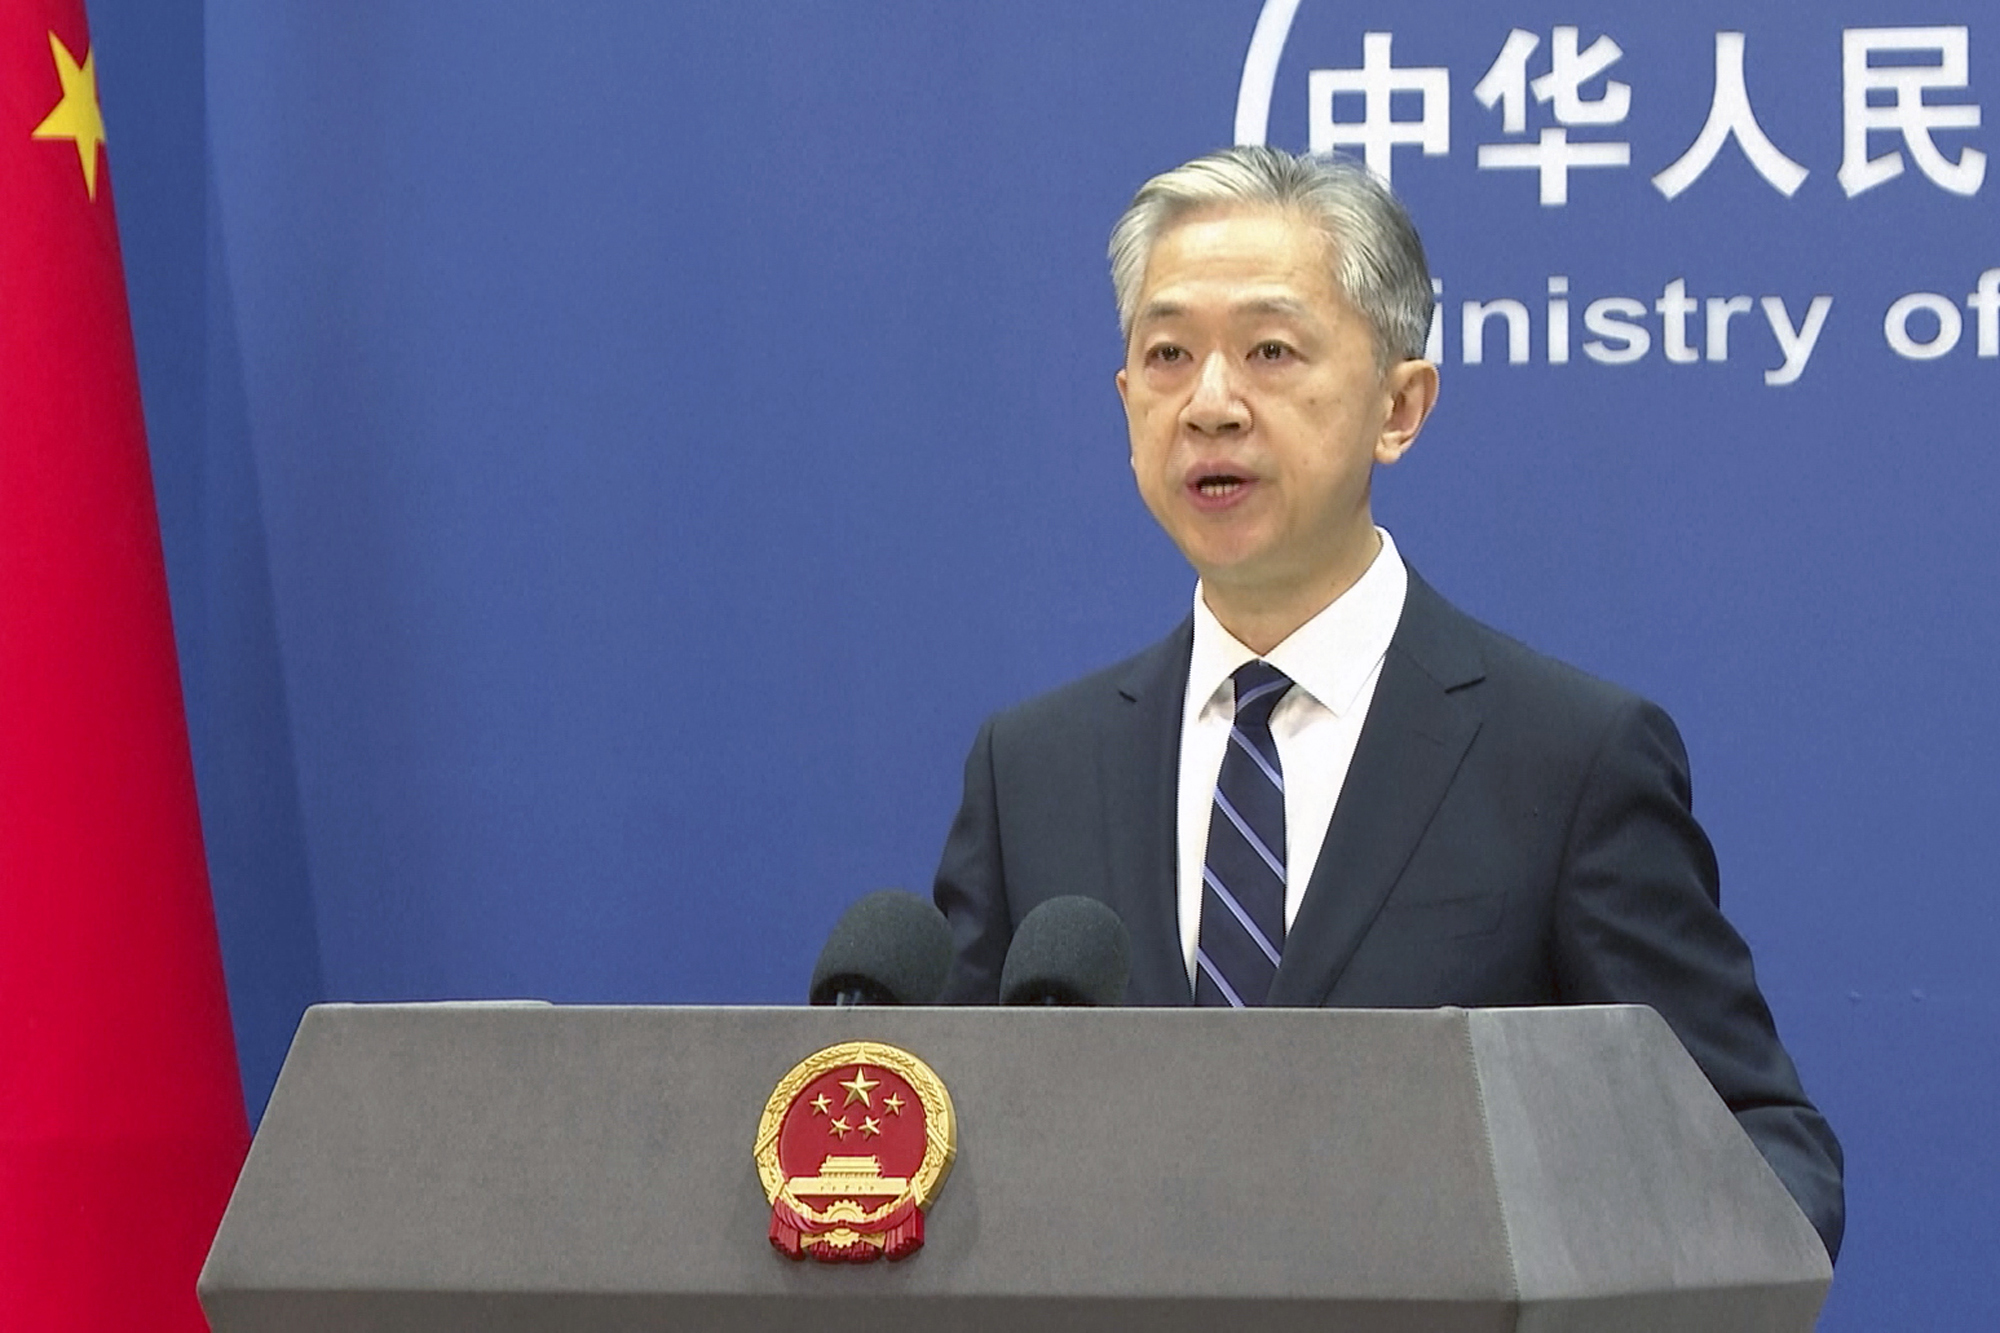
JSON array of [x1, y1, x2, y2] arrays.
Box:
[[199, 1003, 1830, 1332]]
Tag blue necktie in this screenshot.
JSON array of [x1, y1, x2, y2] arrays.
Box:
[[1194, 661, 1292, 1007]]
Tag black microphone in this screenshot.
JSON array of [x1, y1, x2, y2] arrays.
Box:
[[998, 896, 1131, 1006], [808, 890, 954, 1006]]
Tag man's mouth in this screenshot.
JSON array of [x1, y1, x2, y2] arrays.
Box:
[[1192, 472, 1249, 498]]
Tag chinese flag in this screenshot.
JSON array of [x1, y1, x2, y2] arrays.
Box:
[[0, 2, 249, 1329]]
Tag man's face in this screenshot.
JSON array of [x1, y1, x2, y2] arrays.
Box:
[[1116, 205, 1432, 616]]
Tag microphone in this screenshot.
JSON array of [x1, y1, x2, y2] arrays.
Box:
[[998, 896, 1131, 1006], [808, 890, 954, 1006]]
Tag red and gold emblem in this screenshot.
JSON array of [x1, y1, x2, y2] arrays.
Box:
[[754, 1040, 956, 1262]]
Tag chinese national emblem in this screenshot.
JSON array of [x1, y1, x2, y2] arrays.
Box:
[[754, 1041, 956, 1262]]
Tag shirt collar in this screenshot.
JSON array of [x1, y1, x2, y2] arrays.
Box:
[[1185, 528, 1409, 723]]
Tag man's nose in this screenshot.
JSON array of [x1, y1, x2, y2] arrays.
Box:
[[1182, 351, 1249, 435]]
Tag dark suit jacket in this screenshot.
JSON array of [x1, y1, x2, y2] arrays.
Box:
[[933, 570, 1844, 1261]]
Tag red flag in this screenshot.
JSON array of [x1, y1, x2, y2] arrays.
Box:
[[1, 2, 250, 1328]]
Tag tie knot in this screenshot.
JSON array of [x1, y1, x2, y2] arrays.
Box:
[[1230, 661, 1292, 732]]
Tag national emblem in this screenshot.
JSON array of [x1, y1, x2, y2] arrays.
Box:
[[753, 1040, 956, 1262]]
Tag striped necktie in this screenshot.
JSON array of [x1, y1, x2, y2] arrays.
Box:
[[1194, 661, 1293, 1007]]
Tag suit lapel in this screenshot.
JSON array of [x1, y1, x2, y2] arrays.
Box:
[[1099, 619, 1196, 1005], [1269, 573, 1486, 1007]]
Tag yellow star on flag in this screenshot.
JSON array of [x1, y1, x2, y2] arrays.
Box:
[[839, 1068, 879, 1107], [32, 32, 107, 200]]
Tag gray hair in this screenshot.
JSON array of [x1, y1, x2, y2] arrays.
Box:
[[1107, 146, 1434, 366]]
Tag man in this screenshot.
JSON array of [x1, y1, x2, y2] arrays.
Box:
[[930, 146, 1844, 1260]]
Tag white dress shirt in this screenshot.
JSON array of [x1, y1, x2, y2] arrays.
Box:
[[1176, 529, 1410, 987]]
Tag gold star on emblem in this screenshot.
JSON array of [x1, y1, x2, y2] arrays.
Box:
[[810, 1094, 832, 1116], [32, 33, 107, 201], [829, 1116, 853, 1138], [859, 1117, 882, 1137], [883, 1093, 906, 1115], [839, 1068, 879, 1107]]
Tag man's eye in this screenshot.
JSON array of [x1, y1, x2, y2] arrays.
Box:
[[1252, 341, 1292, 361], [1148, 344, 1187, 364]]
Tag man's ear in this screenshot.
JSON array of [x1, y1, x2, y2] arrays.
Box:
[[1375, 359, 1439, 465], [1115, 366, 1135, 461]]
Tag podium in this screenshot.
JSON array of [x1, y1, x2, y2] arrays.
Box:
[[199, 1003, 1830, 1331]]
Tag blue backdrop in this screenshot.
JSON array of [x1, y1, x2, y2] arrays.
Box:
[[90, 2, 1996, 1327]]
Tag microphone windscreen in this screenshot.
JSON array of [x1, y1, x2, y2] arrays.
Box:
[[998, 896, 1131, 1007], [808, 889, 955, 1006]]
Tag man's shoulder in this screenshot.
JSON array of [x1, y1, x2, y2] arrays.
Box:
[[984, 619, 1191, 743], [1403, 570, 1668, 734]]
